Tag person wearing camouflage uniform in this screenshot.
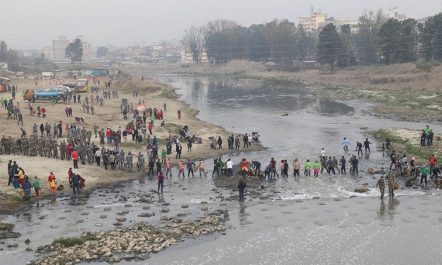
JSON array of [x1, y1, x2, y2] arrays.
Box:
[[376, 175, 385, 199]]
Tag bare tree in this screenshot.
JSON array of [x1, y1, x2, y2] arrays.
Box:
[[182, 26, 206, 64]]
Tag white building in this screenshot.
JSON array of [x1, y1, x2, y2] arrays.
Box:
[[388, 7, 407, 21], [181, 50, 208, 64], [299, 10, 328, 32], [52, 35, 69, 60]]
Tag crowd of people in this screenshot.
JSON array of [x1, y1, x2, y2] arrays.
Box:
[[3, 75, 440, 204]]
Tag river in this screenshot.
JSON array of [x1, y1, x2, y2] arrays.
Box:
[[2, 74, 442, 265]]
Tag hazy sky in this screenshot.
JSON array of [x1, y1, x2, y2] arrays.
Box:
[[2, 0, 441, 49]]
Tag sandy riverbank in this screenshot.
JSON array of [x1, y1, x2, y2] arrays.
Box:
[[0, 71, 262, 212]]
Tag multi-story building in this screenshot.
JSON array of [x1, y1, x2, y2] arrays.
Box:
[[388, 7, 406, 21], [52, 35, 69, 60], [299, 11, 327, 32]]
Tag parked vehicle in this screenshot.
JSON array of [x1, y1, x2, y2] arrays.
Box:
[[23, 88, 64, 103], [76, 78, 89, 93]]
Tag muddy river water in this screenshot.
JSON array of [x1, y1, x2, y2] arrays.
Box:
[[2, 75, 442, 265]]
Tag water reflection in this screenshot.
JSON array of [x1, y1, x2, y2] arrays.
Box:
[[388, 197, 400, 217], [378, 199, 386, 219], [180, 79, 356, 115]]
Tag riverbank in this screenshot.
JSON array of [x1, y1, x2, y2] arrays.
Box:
[[371, 128, 441, 164], [140, 60, 442, 122], [0, 71, 263, 213]]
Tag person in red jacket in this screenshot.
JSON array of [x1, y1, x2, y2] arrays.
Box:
[[148, 122, 153, 135], [429, 154, 437, 171], [72, 149, 79, 169]]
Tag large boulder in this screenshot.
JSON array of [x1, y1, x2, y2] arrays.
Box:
[[354, 186, 369, 193]]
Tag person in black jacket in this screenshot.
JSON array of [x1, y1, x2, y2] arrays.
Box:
[[238, 178, 246, 201]]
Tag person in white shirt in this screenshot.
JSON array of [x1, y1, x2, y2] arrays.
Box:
[[94, 149, 102, 166], [320, 148, 326, 160], [226, 159, 234, 177]]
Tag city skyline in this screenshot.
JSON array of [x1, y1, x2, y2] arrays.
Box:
[[1, 0, 441, 50]]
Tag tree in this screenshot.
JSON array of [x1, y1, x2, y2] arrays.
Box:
[[317, 24, 343, 71], [0, 41, 8, 61], [398, 19, 418, 63], [263, 19, 297, 64], [248, 24, 270, 61], [204, 20, 239, 64], [355, 9, 387, 64], [378, 18, 419, 64], [182, 26, 206, 64], [65, 38, 83, 64], [337, 24, 356, 67], [378, 19, 401, 64], [419, 13, 442, 61], [96, 47, 108, 58]]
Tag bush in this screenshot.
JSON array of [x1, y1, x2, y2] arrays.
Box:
[[415, 59, 433, 72]]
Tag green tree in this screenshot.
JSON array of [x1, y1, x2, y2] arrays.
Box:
[[378, 18, 401, 64], [296, 25, 311, 61], [0, 41, 9, 62], [248, 24, 271, 61], [398, 19, 418, 63], [419, 13, 442, 61], [356, 9, 387, 64], [317, 24, 343, 71], [204, 20, 239, 64], [65, 38, 83, 64], [264, 19, 297, 64], [337, 24, 356, 67], [378, 18, 417, 64], [96, 46, 108, 58]]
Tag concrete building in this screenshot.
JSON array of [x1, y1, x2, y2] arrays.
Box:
[[42, 46, 52, 60], [299, 11, 327, 32], [52, 35, 69, 60], [388, 7, 407, 21], [181, 50, 208, 64]]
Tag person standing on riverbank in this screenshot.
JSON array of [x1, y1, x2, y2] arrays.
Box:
[[72, 149, 79, 169], [175, 143, 182, 159]]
